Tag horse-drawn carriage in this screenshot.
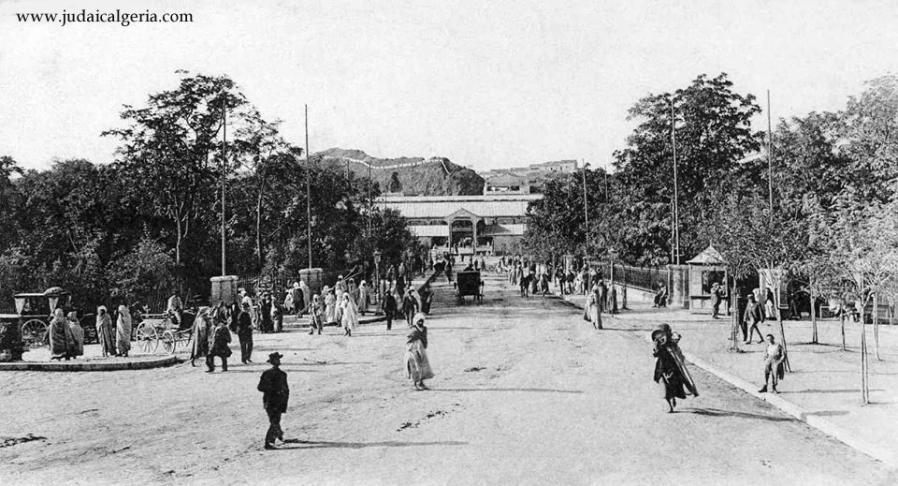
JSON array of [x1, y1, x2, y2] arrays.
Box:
[[0, 288, 95, 350], [455, 270, 483, 304], [135, 308, 197, 355]]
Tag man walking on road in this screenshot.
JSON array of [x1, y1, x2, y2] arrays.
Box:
[[258, 352, 289, 450], [744, 294, 764, 344], [383, 290, 398, 330], [759, 334, 785, 393], [402, 289, 419, 327], [237, 302, 254, 364], [207, 315, 232, 372]]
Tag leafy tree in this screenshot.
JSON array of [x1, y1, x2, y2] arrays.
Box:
[[232, 112, 291, 270], [348, 208, 417, 272], [838, 74, 898, 205], [703, 192, 803, 365], [613, 73, 762, 263], [107, 236, 176, 306], [103, 72, 250, 272], [524, 172, 587, 261], [0, 156, 23, 251], [768, 112, 849, 343]]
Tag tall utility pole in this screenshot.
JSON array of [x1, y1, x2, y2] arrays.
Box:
[[767, 90, 774, 216], [582, 161, 589, 256], [670, 99, 680, 265], [220, 103, 227, 276], [305, 104, 313, 270], [367, 164, 372, 236]]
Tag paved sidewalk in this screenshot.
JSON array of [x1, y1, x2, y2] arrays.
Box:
[[560, 291, 898, 467]]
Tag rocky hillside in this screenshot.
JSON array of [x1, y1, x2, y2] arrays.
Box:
[[317, 148, 484, 196]]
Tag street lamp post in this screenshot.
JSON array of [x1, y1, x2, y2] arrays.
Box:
[[609, 248, 619, 314], [582, 161, 590, 258], [373, 250, 382, 305]]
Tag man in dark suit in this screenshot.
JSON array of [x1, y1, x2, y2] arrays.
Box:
[[383, 291, 398, 331], [237, 302, 254, 364], [258, 352, 289, 449]]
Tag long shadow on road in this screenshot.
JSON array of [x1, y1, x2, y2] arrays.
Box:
[[275, 439, 468, 450], [433, 387, 583, 394], [679, 407, 795, 422]]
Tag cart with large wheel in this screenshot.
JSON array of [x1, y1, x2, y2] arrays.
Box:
[[455, 270, 483, 304], [135, 309, 196, 355], [0, 288, 96, 354]]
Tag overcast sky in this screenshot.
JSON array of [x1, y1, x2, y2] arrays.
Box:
[[2, 0, 897, 172]]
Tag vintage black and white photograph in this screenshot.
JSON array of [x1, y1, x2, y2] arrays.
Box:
[[2, 1, 898, 484]]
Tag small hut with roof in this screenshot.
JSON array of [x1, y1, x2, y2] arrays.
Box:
[[686, 245, 728, 314]]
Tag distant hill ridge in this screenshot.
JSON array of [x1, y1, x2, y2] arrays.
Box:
[[316, 148, 484, 196], [319, 148, 450, 172]]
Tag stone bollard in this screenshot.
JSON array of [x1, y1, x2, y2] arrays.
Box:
[[0, 319, 25, 362], [210, 276, 239, 307]]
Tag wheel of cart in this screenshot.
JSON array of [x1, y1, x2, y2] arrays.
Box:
[[161, 330, 177, 354], [136, 321, 159, 354], [20, 319, 49, 349]]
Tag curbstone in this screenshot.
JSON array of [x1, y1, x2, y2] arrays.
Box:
[[0, 355, 180, 372]]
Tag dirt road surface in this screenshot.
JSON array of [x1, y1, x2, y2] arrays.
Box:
[[2, 273, 895, 485]]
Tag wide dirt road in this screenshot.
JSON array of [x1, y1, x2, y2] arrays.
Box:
[[2, 272, 895, 485]]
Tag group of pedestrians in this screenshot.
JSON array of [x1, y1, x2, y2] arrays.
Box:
[[253, 278, 436, 450], [504, 257, 556, 297], [48, 309, 84, 360], [183, 302, 255, 371], [48, 304, 132, 360]]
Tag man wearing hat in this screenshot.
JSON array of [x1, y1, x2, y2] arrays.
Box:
[[257, 352, 289, 449]]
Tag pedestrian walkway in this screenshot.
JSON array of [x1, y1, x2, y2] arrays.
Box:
[[561, 290, 898, 467]]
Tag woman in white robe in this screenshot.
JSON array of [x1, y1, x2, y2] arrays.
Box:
[[357, 281, 370, 315], [334, 288, 345, 323], [405, 313, 434, 390], [586, 285, 602, 330], [324, 287, 336, 324], [340, 293, 359, 337]]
